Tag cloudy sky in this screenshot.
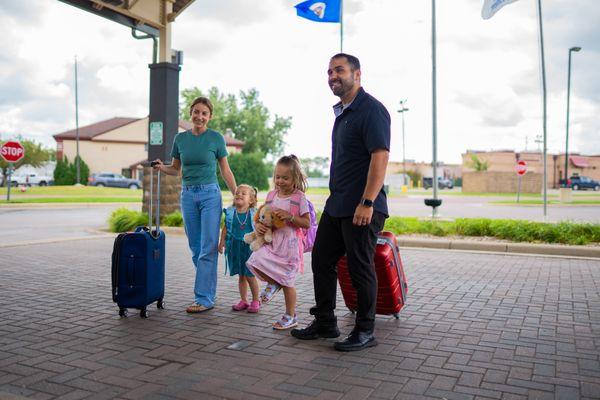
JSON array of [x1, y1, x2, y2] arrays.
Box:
[[0, 0, 598, 164]]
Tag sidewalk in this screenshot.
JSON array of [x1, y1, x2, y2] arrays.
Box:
[[1, 235, 599, 399], [161, 227, 600, 259]]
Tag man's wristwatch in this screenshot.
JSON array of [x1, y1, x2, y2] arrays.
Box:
[[360, 198, 374, 208]]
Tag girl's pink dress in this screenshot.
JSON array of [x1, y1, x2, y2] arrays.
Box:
[[245, 191, 309, 287]]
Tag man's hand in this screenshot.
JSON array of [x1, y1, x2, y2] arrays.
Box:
[[353, 205, 374, 226], [218, 240, 225, 254]]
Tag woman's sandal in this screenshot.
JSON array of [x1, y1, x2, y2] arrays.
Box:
[[259, 283, 281, 304], [186, 303, 213, 313], [272, 313, 298, 330]]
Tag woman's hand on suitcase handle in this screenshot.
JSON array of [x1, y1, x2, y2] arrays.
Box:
[[151, 159, 163, 171]]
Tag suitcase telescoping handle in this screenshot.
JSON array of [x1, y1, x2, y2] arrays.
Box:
[[148, 161, 161, 238]]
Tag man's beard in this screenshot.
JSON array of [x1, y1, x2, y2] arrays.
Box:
[[330, 77, 355, 97]]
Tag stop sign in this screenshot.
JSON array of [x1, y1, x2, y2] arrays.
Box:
[[516, 160, 527, 176], [1, 141, 25, 163]]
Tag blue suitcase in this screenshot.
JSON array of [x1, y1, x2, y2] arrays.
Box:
[[111, 167, 165, 318]]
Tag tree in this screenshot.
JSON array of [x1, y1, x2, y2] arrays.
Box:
[[218, 152, 270, 191], [70, 156, 90, 185], [181, 87, 291, 157], [301, 156, 330, 177], [53, 155, 90, 185], [53, 157, 70, 185], [406, 169, 422, 186], [0, 138, 53, 186], [467, 154, 490, 172]]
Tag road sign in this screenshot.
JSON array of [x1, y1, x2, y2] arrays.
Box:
[[150, 122, 164, 145], [516, 160, 527, 176], [1, 140, 25, 163]]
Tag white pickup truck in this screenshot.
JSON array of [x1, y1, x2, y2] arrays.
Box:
[[11, 173, 53, 186]]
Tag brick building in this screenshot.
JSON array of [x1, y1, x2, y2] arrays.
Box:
[[462, 150, 600, 190]]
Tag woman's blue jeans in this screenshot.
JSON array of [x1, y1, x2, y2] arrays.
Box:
[[180, 183, 222, 307]]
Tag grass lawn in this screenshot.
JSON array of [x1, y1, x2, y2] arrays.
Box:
[[0, 185, 141, 203], [2, 197, 142, 203], [492, 199, 600, 205]]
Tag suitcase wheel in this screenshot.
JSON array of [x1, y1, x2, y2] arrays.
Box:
[[157, 299, 165, 309], [392, 313, 399, 319], [140, 308, 149, 318], [118, 308, 128, 318]]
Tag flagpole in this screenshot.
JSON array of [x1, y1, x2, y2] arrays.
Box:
[[340, 0, 343, 52], [536, 0, 547, 220], [431, 0, 438, 216]]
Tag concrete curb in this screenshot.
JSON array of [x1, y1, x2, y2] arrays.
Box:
[[399, 238, 600, 259]]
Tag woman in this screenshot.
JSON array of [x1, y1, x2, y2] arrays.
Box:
[[153, 97, 237, 313]]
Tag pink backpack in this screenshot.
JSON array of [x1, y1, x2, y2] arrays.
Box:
[[265, 190, 318, 253]]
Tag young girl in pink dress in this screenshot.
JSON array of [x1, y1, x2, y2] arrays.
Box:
[[245, 155, 311, 330]]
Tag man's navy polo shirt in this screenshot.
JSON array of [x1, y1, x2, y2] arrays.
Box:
[[325, 87, 391, 218]]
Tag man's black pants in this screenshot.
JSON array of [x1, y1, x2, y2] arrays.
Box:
[[309, 210, 386, 332]]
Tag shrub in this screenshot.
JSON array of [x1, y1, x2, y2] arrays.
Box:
[[54, 155, 90, 185], [53, 157, 73, 185], [109, 208, 148, 232], [71, 155, 90, 185], [454, 218, 492, 237], [383, 216, 599, 245], [163, 211, 183, 227]]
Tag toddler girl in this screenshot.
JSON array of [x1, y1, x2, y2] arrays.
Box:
[[246, 155, 311, 329], [219, 184, 260, 313]]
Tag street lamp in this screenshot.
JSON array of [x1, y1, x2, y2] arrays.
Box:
[[397, 100, 409, 185], [564, 46, 581, 185]]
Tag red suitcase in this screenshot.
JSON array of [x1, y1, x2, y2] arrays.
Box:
[[337, 231, 408, 318]]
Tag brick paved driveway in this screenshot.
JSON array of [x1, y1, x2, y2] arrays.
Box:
[[1, 236, 599, 400]]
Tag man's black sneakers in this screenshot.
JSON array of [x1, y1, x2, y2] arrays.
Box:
[[290, 319, 340, 340]]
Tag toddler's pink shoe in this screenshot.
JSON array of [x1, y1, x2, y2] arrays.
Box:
[[232, 300, 249, 311], [247, 300, 260, 313]]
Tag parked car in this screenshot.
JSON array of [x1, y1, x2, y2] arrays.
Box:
[[88, 173, 141, 189], [11, 173, 53, 186], [423, 176, 454, 189], [568, 175, 600, 191]]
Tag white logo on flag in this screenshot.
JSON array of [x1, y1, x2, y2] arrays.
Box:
[[309, 2, 326, 19], [482, 0, 520, 20]]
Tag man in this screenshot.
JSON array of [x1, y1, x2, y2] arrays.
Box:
[[291, 53, 390, 351]]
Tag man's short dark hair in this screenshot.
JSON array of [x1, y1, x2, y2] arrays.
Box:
[[331, 53, 361, 71]]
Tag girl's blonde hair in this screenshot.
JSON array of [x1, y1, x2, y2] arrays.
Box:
[[274, 154, 308, 193], [236, 184, 258, 208]]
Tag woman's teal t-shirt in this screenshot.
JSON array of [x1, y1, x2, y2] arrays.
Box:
[[170, 129, 228, 186]]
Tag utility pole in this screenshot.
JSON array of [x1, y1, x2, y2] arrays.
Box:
[[564, 46, 582, 184], [397, 100, 409, 185], [74, 56, 80, 185], [424, 0, 442, 218]]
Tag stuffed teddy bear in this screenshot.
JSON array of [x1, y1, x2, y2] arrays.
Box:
[[243, 204, 285, 251]]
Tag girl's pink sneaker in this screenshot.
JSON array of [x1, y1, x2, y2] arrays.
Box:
[[232, 300, 249, 311], [247, 300, 260, 313]]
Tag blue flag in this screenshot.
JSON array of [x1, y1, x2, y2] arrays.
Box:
[[295, 0, 341, 23]]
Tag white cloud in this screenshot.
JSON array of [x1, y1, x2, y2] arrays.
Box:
[[0, 0, 599, 164]]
